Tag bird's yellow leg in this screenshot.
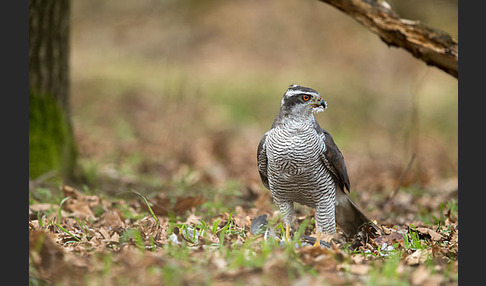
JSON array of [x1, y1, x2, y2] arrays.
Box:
[[313, 232, 322, 247], [285, 224, 291, 242]]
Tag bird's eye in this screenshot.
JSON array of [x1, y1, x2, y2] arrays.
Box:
[[302, 95, 310, 101]]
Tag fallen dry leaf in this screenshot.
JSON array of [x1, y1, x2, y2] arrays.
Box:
[[148, 194, 171, 216], [173, 195, 206, 215], [61, 185, 99, 220], [100, 210, 125, 231], [62, 185, 82, 199], [349, 264, 370, 275], [141, 194, 206, 216], [29, 203, 58, 215], [64, 199, 95, 220], [417, 227, 443, 241], [405, 249, 429, 266], [411, 265, 443, 286], [351, 254, 365, 264], [372, 231, 404, 247]]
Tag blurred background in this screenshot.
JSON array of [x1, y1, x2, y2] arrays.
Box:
[[69, 0, 458, 221]]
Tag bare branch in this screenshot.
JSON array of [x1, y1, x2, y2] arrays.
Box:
[[318, 0, 458, 78]]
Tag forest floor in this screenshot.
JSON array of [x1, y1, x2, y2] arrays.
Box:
[[29, 161, 458, 285]]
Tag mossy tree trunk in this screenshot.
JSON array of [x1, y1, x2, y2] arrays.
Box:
[[29, 0, 76, 181]]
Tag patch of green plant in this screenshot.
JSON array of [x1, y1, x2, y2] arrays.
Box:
[[119, 228, 145, 251], [403, 224, 427, 251], [218, 212, 234, 250], [416, 198, 458, 227], [211, 219, 220, 235], [446, 199, 458, 218]]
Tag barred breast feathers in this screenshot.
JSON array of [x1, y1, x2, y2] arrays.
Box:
[[264, 115, 335, 208]]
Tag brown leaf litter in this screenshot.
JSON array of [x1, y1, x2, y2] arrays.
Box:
[[29, 185, 458, 285]]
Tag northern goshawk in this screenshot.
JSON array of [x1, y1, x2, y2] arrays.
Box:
[[257, 84, 379, 246]]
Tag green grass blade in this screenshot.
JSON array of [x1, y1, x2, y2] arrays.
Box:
[[212, 219, 220, 235], [55, 223, 81, 242], [57, 196, 71, 225], [129, 189, 160, 228], [74, 217, 90, 239]]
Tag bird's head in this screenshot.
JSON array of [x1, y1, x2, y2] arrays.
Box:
[[280, 84, 327, 117]]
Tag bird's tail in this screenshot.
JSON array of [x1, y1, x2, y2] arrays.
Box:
[[335, 187, 382, 239]]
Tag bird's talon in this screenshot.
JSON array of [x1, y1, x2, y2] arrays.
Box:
[[313, 232, 322, 247], [285, 224, 291, 242]]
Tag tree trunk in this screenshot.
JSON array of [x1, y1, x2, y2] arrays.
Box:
[[29, 0, 76, 181]]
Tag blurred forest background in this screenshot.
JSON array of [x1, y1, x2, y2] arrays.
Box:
[[69, 0, 457, 204]]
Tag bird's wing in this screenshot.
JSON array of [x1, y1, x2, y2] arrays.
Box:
[[257, 133, 270, 189], [315, 120, 382, 238], [314, 121, 351, 192]]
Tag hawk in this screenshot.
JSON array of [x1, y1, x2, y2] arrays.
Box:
[[257, 84, 379, 246]]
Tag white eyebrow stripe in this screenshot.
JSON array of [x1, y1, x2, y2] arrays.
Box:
[[284, 89, 319, 98]]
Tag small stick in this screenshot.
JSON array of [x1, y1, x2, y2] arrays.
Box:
[[382, 154, 416, 217]]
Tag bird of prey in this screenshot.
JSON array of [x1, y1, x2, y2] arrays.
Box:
[[257, 84, 379, 246]]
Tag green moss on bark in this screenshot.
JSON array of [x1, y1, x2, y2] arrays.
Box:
[[29, 89, 76, 180]]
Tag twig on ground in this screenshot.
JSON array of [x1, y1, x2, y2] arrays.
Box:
[[381, 154, 416, 218]]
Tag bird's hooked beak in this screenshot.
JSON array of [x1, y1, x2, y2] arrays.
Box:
[[310, 97, 327, 109]]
